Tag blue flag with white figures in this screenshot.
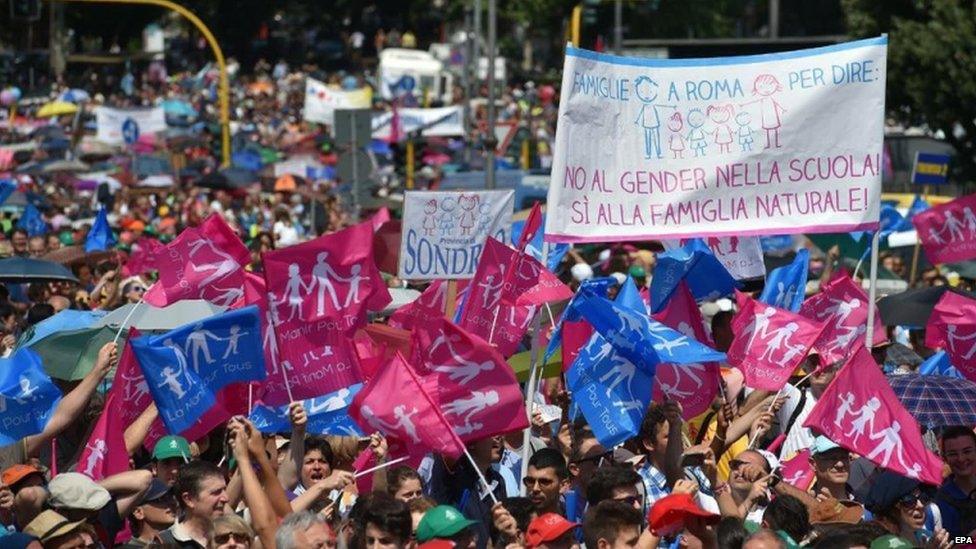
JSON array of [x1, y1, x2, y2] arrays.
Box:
[[544, 277, 617, 362], [0, 349, 62, 445], [566, 335, 653, 448], [902, 195, 930, 229], [650, 239, 739, 313], [759, 249, 809, 312], [131, 305, 267, 434], [250, 384, 364, 436], [85, 208, 117, 252], [17, 203, 46, 237], [0, 180, 16, 207], [511, 217, 569, 272], [917, 350, 963, 379]]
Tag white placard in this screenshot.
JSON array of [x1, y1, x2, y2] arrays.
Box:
[[372, 106, 464, 141], [303, 78, 372, 125], [95, 106, 167, 145], [544, 38, 887, 243], [399, 190, 514, 280]]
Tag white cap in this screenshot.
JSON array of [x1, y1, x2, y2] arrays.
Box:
[[610, 272, 627, 286]]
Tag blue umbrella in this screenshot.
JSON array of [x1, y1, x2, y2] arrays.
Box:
[[0, 257, 78, 283], [232, 150, 263, 172], [887, 374, 976, 428], [18, 310, 106, 348], [162, 99, 197, 118]]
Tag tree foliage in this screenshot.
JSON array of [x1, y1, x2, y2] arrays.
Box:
[[842, 0, 976, 180]]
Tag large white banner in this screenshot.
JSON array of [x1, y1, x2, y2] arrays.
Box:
[[544, 37, 887, 243], [399, 190, 514, 280], [372, 106, 464, 141], [303, 78, 372, 125], [95, 106, 167, 145]]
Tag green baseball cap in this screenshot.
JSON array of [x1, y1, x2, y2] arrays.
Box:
[[416, 506, 477, 542], [870, 535, 914, 549], [152, 435, 190, 461]]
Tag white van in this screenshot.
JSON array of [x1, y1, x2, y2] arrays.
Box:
[[378, 48, 453, 104]]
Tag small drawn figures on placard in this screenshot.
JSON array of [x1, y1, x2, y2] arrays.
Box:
[[741, 74, 787, 149], [458, 194, 479, 236], [707, 104, 735, 155], [736, 111, 755, 152], [686, 109, 708, 158], [666, 112, 686, 159], [633, 75, 676, 160], [423, 200, 437, 236]]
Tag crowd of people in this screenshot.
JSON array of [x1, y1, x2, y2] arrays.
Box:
[[0, 26, 972, 549]]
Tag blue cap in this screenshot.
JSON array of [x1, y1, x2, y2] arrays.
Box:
[[812, 436, 841, 455]]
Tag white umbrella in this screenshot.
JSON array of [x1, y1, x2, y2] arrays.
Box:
[[95, 300, 227, 332]]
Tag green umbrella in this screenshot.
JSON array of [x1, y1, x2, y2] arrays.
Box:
[[27, 326, 122, 380], [258, 147, 279, 164], [507, 348, 562, 383]]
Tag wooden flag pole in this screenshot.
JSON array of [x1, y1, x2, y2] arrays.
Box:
[[445, 280, 458, 320], [908, 185, 929, 285], [865, 230, 881, 350]]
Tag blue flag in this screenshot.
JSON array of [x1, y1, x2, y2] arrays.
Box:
[[0, 179, 16, 207], [85, 208, 117, 252], [132, 306, 267, 433], [0, 349, 62, 445], [566, 336, 653, 448], [760, 235, 794, 254], [650, 239, 739, 313], [250, 384, 364, 435], [759, 249, 809, 312], [17, 203, 46, 237], [901, 194, 930, 230], [511, 216, 570, 272], [917, 350, 963, 379], [544, 277, 617, 362]]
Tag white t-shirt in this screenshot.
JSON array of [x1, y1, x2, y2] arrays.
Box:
[[274, 221, 299, 246], [776, 383, 818, 461]]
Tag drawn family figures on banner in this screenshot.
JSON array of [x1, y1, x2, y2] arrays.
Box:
[[913, 194, 976, 264], [740, 74, 787, 149], [634, 76, 676, 160], [82, 440, 107, 477], [803, 347, 944, 485]]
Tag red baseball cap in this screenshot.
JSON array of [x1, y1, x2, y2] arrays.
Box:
[[647, 494, 719, 537], [418, 540, 456, 549], [525, 513, 579, 548]]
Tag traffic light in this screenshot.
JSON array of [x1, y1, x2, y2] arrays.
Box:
[[582, 0, 600, 26], [9, 0, 41, 21]]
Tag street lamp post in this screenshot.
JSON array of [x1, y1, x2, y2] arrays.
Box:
[[485, 0, 496, 190], [48, 0, 232, 167]]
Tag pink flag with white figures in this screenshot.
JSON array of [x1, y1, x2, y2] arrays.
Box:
[[122, 237, 164, 278], [925, 291, 976, 381], [411, 319, 528, 441], [369, 207, 392, 230], [389, 280, 448, 331], [652, 282, 721, 419], [912, 193, 976, 264], [779, 450, 815, 491], [560, 320, 593, 373], [349, 351, 466, 459], [262, 221, 391, 402], [803, 346, 944, 485], [461, 238, 570, 357], [728, 291, 826, 392], [799, 274, 887, 366], [76, 392, 129, 480], [143, 215, 250, 308]]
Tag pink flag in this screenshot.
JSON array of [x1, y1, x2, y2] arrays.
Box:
[[560, 320, 593, 373], [412, 319, 528, 441], [349, 351, 466, 459], [728, 291, 825, 392], [369, 207, 392, 231], [241, 272, 306, 404], [262, 221, 391, 402], [144, 383, 250, 451], [516, 202, 543, 251], [803, 346, 944, 485], [390, 280, 447, 331], [122, 237, 164, 278], [799, 274, 887, 365], [76, 392, 129, 480], [143, 215, 250, 307], [112, 328, 153, 429], [461, 238, 570, 357], [925, 291, 976, 381], [912, 193, 976, 264], [652, 282, 721, 419], [779, 449, 815, 491]]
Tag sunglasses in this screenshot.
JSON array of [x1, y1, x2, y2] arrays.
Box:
[[214, 531, 251, 544], [898, 491, 931, 507]]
